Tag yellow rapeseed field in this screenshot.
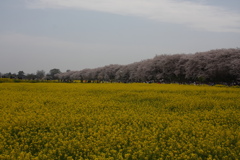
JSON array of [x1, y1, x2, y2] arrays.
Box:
[[0, 83, 239, 160]]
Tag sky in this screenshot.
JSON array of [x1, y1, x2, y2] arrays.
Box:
[[0, 0, 240, 74]]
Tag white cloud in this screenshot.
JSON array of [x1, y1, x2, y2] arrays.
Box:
[[25, 0, 240, 32]]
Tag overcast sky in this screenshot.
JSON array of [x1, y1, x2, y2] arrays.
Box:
[[1, 0, 240, 74]]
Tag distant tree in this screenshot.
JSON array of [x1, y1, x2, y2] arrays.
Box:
[[55, 70, 76, 82], [36, 70, 45, 80], [78, 69, 91, 81], [17, 71, 25, 79], [174, 55, 189, 82], [0, 72, 2, 78], [230, 59, 240, 79], [152, 55, 167, 81], [11, 73, 17, 79], [115, 66, 130, 82], [26, 73, 37, 80], [48, 68, 61, 80], [127, 62, 139, 82], [3, 72, 12, 78], [69, 71, 81, 81], [94, 64, 121, 81], [140, 59, 156, 81]]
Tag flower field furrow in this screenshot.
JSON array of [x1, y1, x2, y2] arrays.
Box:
[[0, 83, 240, 159]]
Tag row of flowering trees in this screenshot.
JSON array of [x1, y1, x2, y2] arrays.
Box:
[[56, 48, 240, 84]]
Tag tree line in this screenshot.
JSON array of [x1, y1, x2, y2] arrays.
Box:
[[1, 48, 239, 84], [0, 69, 61, 81], [56, 48, 240, 84]]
